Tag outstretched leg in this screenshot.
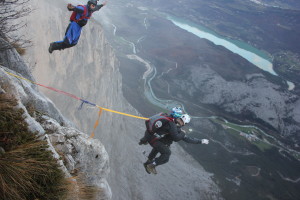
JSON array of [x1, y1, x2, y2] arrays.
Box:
[[49, 22, 80, 53], [49, 38, 76, 53], [147, 148, 159, 162], [146, 141, 171, 174], [151, 141, 171, 166], [143, 148, 158, 174]]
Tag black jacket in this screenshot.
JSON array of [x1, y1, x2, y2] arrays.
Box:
[[144, 114, 183, 144], [160, 126, 202, 145], [145, 114, 202, 145]]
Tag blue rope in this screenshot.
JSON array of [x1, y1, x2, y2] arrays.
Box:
[[78, 99, 97, 110]]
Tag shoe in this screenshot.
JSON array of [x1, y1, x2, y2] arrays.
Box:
[[48, 42, 54, 53], [146, 163, 157, 174], [143, 163, 151, 174]]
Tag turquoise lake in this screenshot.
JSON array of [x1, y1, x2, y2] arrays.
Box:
[[166, 15, 295, 90]]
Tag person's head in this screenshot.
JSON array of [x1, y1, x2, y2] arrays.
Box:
[[176, 114, 191, 126], [87, 0, 97, 10], [170, 107, 183, 119]]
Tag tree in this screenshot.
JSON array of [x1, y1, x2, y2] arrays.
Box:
[[0, 0, 31, 52]]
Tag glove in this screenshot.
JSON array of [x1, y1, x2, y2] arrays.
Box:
[[139, 140, 148, 145], [201, 139, 209, 144]]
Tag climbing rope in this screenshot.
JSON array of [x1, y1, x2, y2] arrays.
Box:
[[2, 69, 149, 137], [90, 108, 103, 138]]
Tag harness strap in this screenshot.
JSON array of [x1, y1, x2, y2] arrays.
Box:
[[149, 137, 159, 145], [70, 5, 91, 23]]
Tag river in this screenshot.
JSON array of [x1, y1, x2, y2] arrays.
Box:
[[166, 15, 295, 90], [124, 18, 300, 162]]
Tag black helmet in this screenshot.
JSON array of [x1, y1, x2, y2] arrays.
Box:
[[87, 0, 97, 6]]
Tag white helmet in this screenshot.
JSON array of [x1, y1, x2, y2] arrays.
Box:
[[180, 114, 191, 125]]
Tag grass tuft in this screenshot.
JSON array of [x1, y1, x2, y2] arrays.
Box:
[[68, 174, 101, 200], [0, 93, 68, 200], [11, 42, 26, 56]]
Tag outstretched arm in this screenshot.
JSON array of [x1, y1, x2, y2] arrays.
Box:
[[67, 4, 84, 13], [95, 1, 107, 11], [168, 123, 185, 142], [179, 128, 209, 144], [182, 135, 209, 144]]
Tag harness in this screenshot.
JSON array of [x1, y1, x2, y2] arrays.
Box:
[[70, 5, 92, 23]]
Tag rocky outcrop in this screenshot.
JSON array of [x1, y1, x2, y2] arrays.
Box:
[[43, 117, 111, 199], [0, 46, 111, 199]]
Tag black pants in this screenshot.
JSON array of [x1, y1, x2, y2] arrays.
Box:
[[148, 141, 171, 166], [52, 39, 76, 51]]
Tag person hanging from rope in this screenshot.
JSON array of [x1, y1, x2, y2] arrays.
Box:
[[139, 107, 209, 175], [48, 0, 107, 53]]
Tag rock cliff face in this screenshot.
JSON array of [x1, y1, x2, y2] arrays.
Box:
[[19, 0, 223, 199], [0, 46, 111, 199]]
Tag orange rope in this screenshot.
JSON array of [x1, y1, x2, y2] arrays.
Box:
[[90, 108, 103, 138]]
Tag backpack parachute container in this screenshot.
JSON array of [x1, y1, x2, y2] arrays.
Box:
[[146, 113, 173, 133], [69, 5, 91, 24]]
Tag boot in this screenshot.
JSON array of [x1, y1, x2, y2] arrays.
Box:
[[143, 163, 151, 174], [48, 42, 55, 54], [146, 163, 157, 174], [143, 159, 153, 174]]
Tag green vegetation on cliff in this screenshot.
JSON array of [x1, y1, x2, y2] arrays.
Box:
[[0, 93, 68, 200]]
